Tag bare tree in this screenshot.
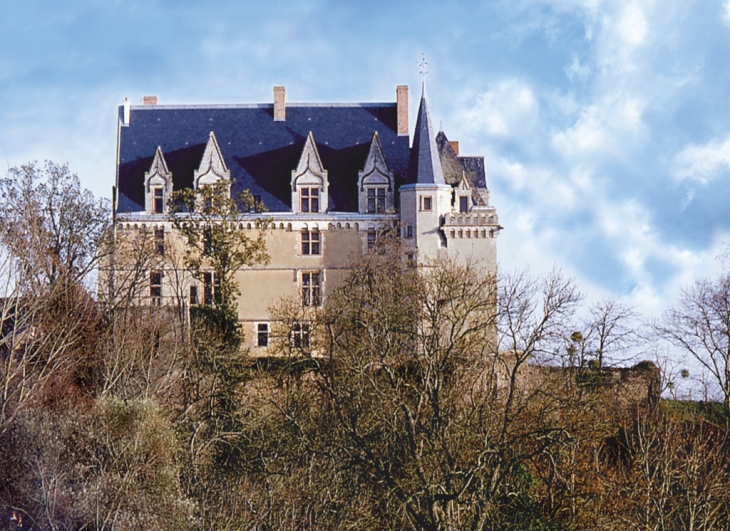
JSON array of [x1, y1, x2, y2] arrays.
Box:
[[0, 246, 100, 438], [254, 241, 587, 530], [0, 161, 110, 291], [566, 299, 640, 368], [657, 273, 730, 417]]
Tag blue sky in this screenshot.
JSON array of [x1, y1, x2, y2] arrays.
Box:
[[2, 0, 730, 319]]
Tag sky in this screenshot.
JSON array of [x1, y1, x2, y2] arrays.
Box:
[[2, 0, 730, 326]]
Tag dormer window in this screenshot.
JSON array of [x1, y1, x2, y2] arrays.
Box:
[[300, 187, 320, 213], [144, 146, 173, 214], [358, 132, 394, 215], [455, 175, 472, 214], [291, 132, 329, 214], [194, 131, 231, 197]]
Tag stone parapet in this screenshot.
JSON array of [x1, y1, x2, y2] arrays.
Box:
[[443, 211, 499, 227]]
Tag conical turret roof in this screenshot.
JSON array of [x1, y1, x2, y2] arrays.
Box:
[[406, 87, 446, 185]]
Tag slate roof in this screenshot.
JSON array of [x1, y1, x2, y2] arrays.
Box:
[[116, 103, 410, 213], [406, 91, 446, 185], [436, 131, 489, 206]]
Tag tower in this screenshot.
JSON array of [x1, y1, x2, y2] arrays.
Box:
[[399, 86, 453, 264]]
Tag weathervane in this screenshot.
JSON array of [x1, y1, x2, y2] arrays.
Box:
[[418, 54, 429, 83]]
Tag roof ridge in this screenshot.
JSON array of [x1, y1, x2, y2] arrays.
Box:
[[126, 102, 397, 111]]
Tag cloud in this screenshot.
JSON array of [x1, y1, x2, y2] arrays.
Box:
[[673, 136, 730, 184], [457, 80, 539, 139], [723, 1, 730, 26], [616, 4, 648, 47], [565, 53, 591, 83], [551, 94, 647, 159]]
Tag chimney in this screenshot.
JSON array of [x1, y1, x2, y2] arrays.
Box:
[[449, 141, 459, 155], [123, 97, 130, 126], [274, 86, 286, 121], [142, 95, 158, 105], [396, 85, 408, 136]]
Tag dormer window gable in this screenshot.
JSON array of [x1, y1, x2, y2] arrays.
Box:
[[145, 146, 173, 214], [358, 131, 394, 214], [455, 173, 472, 214], [291, 132, 329, 213], [194, 131, 231, 191]]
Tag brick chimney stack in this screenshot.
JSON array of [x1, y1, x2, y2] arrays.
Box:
[[142, 95, 158, 105], [396, 85, 408, 136], [274, 86, 286, 121]]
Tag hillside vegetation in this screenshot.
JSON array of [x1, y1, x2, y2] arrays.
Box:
[[0, 163, 729, 531]]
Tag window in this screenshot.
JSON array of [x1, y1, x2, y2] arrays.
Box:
[[422, 196, 432, 211], [155, 229, 165, 256], [150, 271, 162, 304], [200, 184, 214, 211], [300, 187, 320, 213], [301, 230, 321, 255], [203, 227, 212, 254], [250, 194, 263, 213], [257, 323, 269, 347], [459, 196, 468, 213], [189, 285, 198, 305], [403, 225, 413, 238], [292, 322, 311, 349], [203, 272, 221, 305], [367, 187, 386, 213], [246, 195, 263, 213], [367, 231, 376, 250], [153, 187, 164, 214], [301, 271, 321, 307]]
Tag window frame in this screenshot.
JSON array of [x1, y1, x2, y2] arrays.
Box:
[[250, 194, 263, 213], [421, 196, 433, 211], [367, 230, 377, 251], [291, 322, 311, 349], [189, 285, 198, 306], [203, 272, 221, 306], [459, 196, 468, 213], [301, 230, 321, 255], [300, 187, 320, 213], [150, 271, 162, 304], [366, 187, 387, 213], [301, 271, 322, 307], [153, 187, 164, 214], [203, 227, 212, 255], [257, 323, 269, 348], [155, 228, 165, 256]]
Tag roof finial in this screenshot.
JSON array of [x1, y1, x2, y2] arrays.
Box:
[[418, 54, 429, 91]]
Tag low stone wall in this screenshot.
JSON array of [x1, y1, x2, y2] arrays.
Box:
[[515, 361, 661, 410]]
